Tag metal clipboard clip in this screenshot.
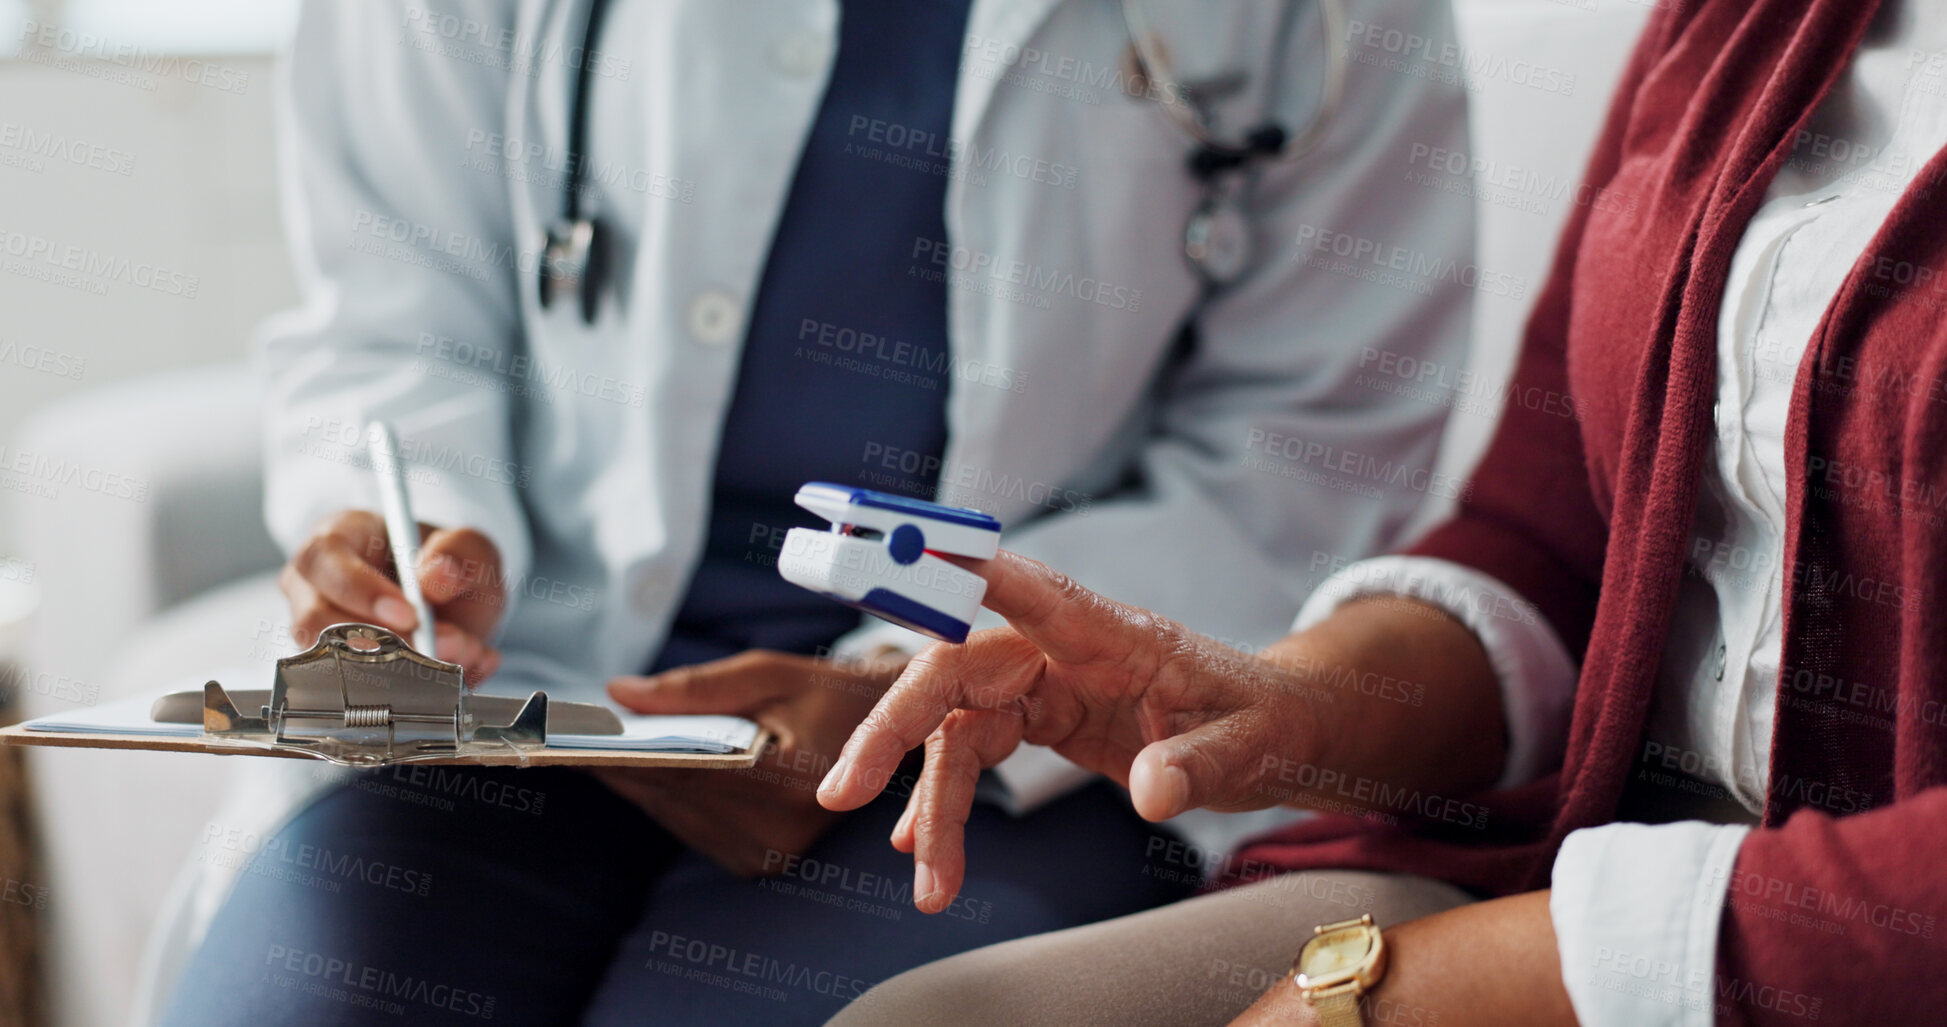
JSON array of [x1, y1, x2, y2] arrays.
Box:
[[195, 623, 620, 767]]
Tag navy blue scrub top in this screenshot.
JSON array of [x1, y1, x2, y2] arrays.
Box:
[[649, 0, 973, 672]]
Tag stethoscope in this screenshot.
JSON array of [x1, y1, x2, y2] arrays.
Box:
[[535, 0, 1348, 322], [535, 0, 615, 323], [1120, 0, 1348, 288]]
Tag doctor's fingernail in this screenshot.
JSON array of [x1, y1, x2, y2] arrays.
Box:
[[374, 597, 417, 629]]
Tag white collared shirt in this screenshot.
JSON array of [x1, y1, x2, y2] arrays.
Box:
[[1294, 5, 1947, 1024]]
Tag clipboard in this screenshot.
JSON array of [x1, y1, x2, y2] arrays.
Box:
[[0, 721, 771, 769], [0, 624, 770, 770]]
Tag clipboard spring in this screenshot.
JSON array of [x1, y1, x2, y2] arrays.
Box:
[[341, 705, 392, 729]]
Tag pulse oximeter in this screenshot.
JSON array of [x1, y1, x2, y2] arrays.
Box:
[[776, 482, 1002, 643]]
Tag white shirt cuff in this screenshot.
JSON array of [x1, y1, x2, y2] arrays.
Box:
[[1292, 555, 1577, 789], [1550, 822, 1753, 1027]]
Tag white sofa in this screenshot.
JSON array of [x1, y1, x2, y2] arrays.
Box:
[[5, 3, 1650, 1024]]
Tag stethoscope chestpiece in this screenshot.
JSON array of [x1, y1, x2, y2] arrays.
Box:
[[537, 217, 606, 324], [1184, 196, 1252, 287], [1182, 124, 1285, 287]]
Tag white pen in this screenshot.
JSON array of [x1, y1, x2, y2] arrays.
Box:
[[366, 421, 438, 656]]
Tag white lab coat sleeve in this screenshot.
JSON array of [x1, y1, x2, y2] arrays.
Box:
[[258, 0, 533, 595], [837, 0, 1478, 816]]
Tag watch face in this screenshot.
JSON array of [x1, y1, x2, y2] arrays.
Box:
[[1295, 926, 1375, 988]]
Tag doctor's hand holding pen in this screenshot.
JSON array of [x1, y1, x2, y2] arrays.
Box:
[[277, 509, 507, 681], [815, 550, 1511, 915]]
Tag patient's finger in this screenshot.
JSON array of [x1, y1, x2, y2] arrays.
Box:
[[909, 717, 982, 913], [949, 550, 1137, 666], [890, 793, 918, 853], [818, 630, 1043, 811], [1127, 707, 1282, 821], [909, 707, 1024, 913]]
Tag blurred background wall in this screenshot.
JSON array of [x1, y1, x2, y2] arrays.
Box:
[[0, 1, 1650, 1024], [0, 0, 298, 550]]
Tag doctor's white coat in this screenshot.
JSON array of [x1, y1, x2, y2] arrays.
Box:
[[146, 0, 1478, 1015]]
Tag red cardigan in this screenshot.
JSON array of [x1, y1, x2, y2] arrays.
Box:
[[1234, 1, 1947, 1021]]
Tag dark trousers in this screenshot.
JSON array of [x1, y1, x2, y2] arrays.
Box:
[[159, 767, 1192, 1026]]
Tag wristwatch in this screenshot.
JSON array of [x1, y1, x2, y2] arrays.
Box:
[[1290, 914, 1387, 1027]]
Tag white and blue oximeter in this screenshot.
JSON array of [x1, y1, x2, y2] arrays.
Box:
[[776, 482, 1002, 643]]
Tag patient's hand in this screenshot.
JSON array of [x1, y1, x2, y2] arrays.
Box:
[[594, 650, 905, 877], [814, 550, 1330, 913], [279, 509, 506, 681]]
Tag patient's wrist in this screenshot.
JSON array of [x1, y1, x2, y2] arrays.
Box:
[[1259, 599, 1506, 811]]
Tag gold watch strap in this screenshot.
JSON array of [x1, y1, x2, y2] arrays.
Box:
[[1312, 987, 1363, 1027]]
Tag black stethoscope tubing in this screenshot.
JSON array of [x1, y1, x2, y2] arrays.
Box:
[[535, 0, 614, 323]]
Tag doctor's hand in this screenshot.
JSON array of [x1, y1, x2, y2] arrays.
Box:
[[279, 509, 506, 681], [593, 650, 906, 877], [815, 550, 1505, 914]]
